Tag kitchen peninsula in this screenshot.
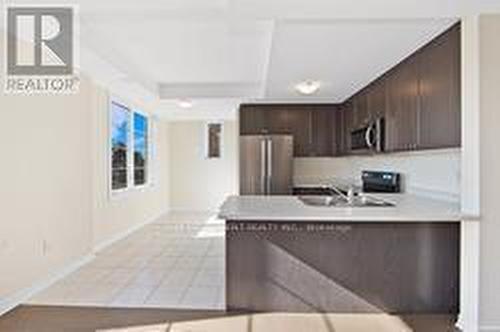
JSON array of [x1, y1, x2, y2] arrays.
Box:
[[219, 194, 462, 314]]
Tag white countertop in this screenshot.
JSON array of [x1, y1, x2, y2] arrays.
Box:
[[218, 194, 463, 222]]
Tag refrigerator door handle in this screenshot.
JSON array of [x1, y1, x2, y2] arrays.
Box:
[[267, 139, 273, 194], [260, 139, 267, 194]]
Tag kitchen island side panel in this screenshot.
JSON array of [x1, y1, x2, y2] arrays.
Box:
[[226, 221, 460, 314]]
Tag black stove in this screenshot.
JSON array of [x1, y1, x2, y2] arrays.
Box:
[[362, 171, 401, 193]]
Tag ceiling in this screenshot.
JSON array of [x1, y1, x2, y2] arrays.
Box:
[[4, 0, 499, 118]]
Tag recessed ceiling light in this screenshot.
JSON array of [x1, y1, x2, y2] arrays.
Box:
[[295, 80, 321, 95], [177, 99, 193, 109]]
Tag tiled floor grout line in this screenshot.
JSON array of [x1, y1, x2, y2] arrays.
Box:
[[104, 229, 181, 306], [175, 232, 216, 305], [26, 213, 226, 310], [141, 253, 185, 305], [107, 258, 173, 306], [142, 221, 214, 306]]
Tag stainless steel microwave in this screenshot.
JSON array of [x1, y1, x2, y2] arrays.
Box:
[[350, 118, 385, 154]]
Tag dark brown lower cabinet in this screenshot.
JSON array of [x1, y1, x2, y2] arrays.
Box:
[[226, 221, 460, 314]]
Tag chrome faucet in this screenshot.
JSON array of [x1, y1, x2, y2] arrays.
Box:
[[326, 184, 351, 204], [346, 186, 356, 205]]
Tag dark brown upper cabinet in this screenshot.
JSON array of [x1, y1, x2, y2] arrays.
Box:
[[239, 105, 271, 135], [417, 24, 461, 150], [385, 55, 420, 152], [310, 107, 335, 157], [366, 79, 387, 120], [282, 107, 313, 157], [239, 104, 338, 157], [335, 101, 353, 155], [240, 23, 461, 157], [352, 91, 369, 129], [343, 22, 461, 154]]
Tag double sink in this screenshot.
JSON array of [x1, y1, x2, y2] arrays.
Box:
[[299, 195, 395, 208], [297, 185, 395, 208]]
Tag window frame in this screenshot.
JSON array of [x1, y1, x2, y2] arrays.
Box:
[[109, 97, 153, 197]]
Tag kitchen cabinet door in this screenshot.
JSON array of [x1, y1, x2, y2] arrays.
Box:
[[334, 107, 346, 156], [240, 104, 339, 157], [266, 107, 295, 135], [310, 107, 335, 157], [366, 78, 387, 120], [385, 56, 420, 152], [418, 24, 461, 149], [343, 100, 354, 154], [352, 91, 370, 128], [239, 105, 270, 135], [240, 105, 299, 136], [284, 107, 312, 157]]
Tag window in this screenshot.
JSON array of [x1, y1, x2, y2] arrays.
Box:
[[206, 122, 222, 159], [110, 101, 150, 192], [111, 102, 130, 190], [133, 112, 148, 186]]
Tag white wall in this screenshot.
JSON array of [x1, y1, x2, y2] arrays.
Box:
[[478, 14, 500, 331], [0, 33, 170, 310], [168, 120, 238, 212], [0, 25, 93, 303], [0, 75, 94, 303], [294, 149, 461, 201]]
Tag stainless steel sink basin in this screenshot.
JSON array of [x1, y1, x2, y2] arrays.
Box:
[[298, 195, 395, 208]]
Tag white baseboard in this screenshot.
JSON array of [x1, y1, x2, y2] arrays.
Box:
[[0, 253, 95, 317], [93, 210, 168, 254], [0, 210, 168, 317]]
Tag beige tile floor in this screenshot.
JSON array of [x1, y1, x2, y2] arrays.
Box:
[[27, 212, 226, 310]]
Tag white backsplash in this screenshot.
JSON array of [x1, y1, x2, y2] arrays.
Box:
[[294, 148, 461, 202]]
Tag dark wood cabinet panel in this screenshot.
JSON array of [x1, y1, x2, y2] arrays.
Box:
[[334, 107, 346, 156], [310, 107, 336, 157], [239, 105, 268, 135], [418, 24, 461, 150], [266, 108, 297, 135], [366, 79, 387, 120], [352, 91, 369, 128], [336, 102, 353, 155], [284, 107, 313, 157], [385, 55, 420, 152], [226, 221, 460, 313], [239, 104, 339, 157]]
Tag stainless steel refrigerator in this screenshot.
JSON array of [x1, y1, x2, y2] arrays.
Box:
[[239, 135, 293, 195]]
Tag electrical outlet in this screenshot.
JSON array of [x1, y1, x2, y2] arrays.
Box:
[[0, 239, 8, 254]]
